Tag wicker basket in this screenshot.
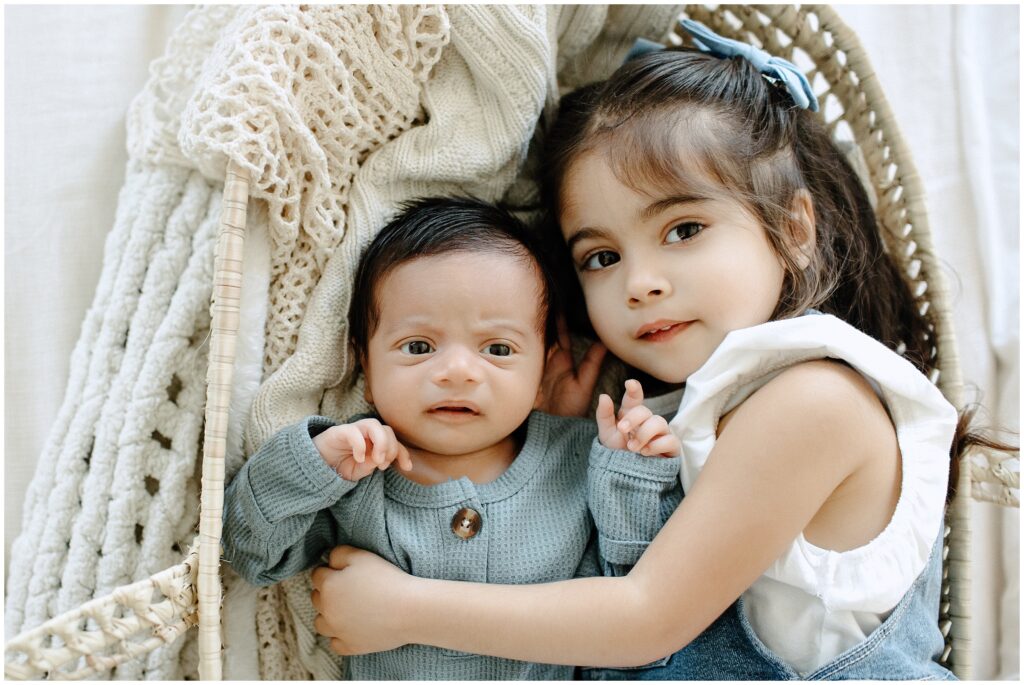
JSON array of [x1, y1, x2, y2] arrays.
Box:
[[4, 4, 1017, 681]]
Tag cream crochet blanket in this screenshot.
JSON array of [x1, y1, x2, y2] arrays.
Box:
[[5, 4, 680, 679]]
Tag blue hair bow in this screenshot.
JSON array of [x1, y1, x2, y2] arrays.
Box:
[[679, 18, 819, 112]]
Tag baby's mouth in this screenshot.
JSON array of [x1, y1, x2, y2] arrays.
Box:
[[428, 401, 481, 416]]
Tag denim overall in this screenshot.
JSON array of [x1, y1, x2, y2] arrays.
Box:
[[581, 529, 954, 681]]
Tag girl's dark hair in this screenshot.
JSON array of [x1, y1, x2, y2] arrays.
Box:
[[349, 196, 559, 359], [543, 48, 936, 374], [541, 48, 1016, 493]]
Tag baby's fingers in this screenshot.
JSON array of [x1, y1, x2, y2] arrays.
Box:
[[315, 425, 362, 464], [618, 379, 646, 416], [596, 394, 616, 432], [395, 442, 413, 472], [339, 425, 367, 464], [378, 425, 403, 471], [628, 413, 666, 445], [363, 421, 389, 466], [617, 405, 653, 447], [639, 434, 681, 458]]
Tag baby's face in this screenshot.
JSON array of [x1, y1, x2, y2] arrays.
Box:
[[363, 252, 547, 458]]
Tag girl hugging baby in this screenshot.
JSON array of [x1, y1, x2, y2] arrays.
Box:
[[298, 20, 995, 681]]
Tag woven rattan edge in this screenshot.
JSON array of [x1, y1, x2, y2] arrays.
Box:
[[3, 546, 199, 680], [196, 160, 251, 680]]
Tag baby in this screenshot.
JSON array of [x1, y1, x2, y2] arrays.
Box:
[[222, 196, 682, 679]]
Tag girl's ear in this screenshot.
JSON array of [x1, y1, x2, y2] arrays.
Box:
[[789, 189, 817, 270]]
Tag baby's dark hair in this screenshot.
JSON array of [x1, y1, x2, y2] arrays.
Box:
[[349, 196, 559, 360], [543, 48, 935, 376]]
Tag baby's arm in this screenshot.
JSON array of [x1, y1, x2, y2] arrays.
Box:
[[223, 416, 410, 586], [589, 380, 683, 575]]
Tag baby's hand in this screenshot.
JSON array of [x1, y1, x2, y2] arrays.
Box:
[[313, 418, 413, 482], [596, 379, 680, 457]]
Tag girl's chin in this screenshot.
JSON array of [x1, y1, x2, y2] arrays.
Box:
[[618, 363, 689, 394]]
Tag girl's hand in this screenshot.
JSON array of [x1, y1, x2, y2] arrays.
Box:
[[310, 546, 416, 655], [596, 379, 680, 457], [539, 317, 607, 417], [312, 419, 413, 482]]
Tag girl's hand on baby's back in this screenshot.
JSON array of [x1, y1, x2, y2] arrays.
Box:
[[597, 380, 681, 457], [313, 419, 413, 482], [539, 317, 608, 417]]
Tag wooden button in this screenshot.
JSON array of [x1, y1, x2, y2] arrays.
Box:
[[451, 507, 482, 540]]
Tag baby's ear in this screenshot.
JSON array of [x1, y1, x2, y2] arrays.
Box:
[[788, 189, 817, 270], [351, 340, 373, 404]]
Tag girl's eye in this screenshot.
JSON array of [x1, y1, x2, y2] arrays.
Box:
[[666, 222, 704, 243], [400, 340, 434, 355], [483, 343, 512, 357], [581, 250, 620, 271]]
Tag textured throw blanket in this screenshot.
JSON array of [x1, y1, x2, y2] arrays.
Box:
[[5, 4, 680, 679]]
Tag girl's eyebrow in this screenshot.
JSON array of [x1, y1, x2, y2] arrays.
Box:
[[567, 194, 714, 251], [565, 227, 608, 253], [639, 194, 711, 221]]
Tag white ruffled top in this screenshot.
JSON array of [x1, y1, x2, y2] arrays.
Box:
[[661, 314, 957, 675]]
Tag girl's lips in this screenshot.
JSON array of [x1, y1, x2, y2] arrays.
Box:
[[636, 321, 692, 342]]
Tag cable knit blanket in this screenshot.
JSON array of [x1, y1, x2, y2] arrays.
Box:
[[5, 4, 680, 679]]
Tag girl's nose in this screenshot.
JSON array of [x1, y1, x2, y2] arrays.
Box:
[[432, 347, 482, 385], [626, 268, 672, 306]]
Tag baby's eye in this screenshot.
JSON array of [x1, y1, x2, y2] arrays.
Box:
[[581, 250, 620, 271], [666, 222, 704, 243], [483, 343, 512, 357], [400, 340, 434, 355]]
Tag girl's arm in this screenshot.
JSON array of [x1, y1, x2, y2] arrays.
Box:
[[312, 361, 888, 665]]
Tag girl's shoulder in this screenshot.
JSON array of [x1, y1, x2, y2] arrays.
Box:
[[716, 358, 889, 490], [725, 357, 888, 444]]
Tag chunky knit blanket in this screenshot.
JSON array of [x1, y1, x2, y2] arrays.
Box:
[[5, 4, 680, 679]]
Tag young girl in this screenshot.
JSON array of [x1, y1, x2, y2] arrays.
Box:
[[307, 22, 969, 680], [221, 196, 682, 680]]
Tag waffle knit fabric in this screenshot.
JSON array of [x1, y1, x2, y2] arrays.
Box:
[[223, 412, 681, 679]]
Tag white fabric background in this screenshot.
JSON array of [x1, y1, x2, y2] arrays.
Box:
[[3, 5, 1018, 679]]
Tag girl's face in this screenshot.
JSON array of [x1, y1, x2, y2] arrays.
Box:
[[560, 151, 787, 384]]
